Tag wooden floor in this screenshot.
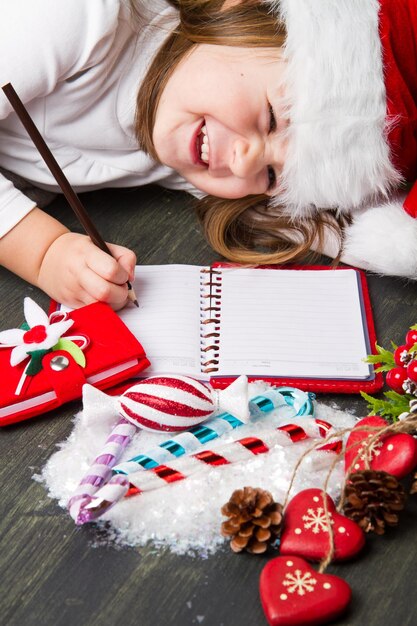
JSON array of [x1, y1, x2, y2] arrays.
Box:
[[1, 186, 417, 626]]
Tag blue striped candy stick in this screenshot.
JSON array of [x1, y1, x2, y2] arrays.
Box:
[[76, 387, 315, 524], [113, 387, 315, 476]]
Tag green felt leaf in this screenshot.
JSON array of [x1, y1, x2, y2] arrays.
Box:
[[53, 338, 86, 367], [408, 343, 417, 353], [20, 322, 30, 331], [26, 349, 50, 376], [410, 324, 417, 331]]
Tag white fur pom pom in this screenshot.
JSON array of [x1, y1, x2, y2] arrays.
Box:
[[342, 196, 417, 279]]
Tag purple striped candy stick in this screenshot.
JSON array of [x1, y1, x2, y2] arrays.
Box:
[[79, 418, 341, 524], [76, 474, 131, 525], [74, 387, 315, 524], [68, 417, 136, 524]]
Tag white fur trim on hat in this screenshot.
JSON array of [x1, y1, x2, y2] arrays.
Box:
[[267, 0, 402, 217], [342, 196, 417, 279], [308, 193, 417, 279]]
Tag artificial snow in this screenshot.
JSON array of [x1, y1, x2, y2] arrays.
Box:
[[37, 382, 357, 556]]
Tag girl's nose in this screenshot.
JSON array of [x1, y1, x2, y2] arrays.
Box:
[[231, 136, 264, 179]]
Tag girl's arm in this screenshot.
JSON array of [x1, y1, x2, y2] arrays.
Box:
[[0, 208, 136, 310], [0, 2, 138, 309]]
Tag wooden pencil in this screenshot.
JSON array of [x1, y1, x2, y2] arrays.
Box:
[[1, 82, 138, 307]]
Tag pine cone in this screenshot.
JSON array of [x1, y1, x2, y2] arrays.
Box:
[[221, 486, 283, 554], [410, 472, 417, 495], [403, 379, 417, 397], [343, 470, 406, 535]]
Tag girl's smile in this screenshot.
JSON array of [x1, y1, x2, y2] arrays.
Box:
[[153, 44, 287, 199], [191, 120, 208, 166]]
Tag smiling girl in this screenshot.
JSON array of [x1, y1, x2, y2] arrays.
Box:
[[0, 0, 416, 310]]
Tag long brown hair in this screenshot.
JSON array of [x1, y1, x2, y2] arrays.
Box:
[[135, 0, 344, 264]]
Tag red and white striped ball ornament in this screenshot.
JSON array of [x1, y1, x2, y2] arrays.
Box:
[[117, 375, 215, 433]]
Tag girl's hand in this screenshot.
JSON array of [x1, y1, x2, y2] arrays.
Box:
[[37, 232, 137, 310]]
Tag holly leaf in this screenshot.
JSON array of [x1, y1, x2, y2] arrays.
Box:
[[410, 324, 417, 330], [26, 349, 50, 376], [20, 322, 30, 331]]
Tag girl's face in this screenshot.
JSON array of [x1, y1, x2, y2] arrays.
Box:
[[152, 44, 287, 199]]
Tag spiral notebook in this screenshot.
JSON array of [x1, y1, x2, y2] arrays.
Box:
[[108, 263, 382, 394]]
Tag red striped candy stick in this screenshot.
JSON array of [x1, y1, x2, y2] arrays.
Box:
[[78, 419, 342, 524]]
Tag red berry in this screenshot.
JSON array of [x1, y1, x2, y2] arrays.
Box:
[[23, 324, 48, 344], [407, 360, 417, 383], [386, 367, 408, 394], [394, 345, 409, 367], [406, 329, 417, 348]]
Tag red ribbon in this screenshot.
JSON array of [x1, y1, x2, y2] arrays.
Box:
[[125, 418, 342, 498]]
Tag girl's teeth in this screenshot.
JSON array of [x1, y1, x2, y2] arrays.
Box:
[[200, 125, 209, 162]]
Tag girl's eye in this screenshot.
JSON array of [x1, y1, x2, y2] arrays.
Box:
[[267, 165, 276, 191], [268, 103, 277, 133], [267, 103, 277, 191]]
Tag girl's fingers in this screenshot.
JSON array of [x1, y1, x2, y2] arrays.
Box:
[[86, 245, 134, 286], [107, 244, 137, 282], [79, 266, 129, 310]]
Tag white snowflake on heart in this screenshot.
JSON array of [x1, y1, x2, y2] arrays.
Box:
[[283, 569, 317, 595], [357, 435, 383, 464], [302, 507, 334, 534]]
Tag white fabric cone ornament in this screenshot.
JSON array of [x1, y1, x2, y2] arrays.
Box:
[[82, 384, 119, 429], [117, 375, 250, 433], [211, 375, 250, 423]]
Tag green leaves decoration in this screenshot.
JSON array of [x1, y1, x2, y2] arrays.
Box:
[[363, 343, 396, 373], [360, 391, 411, 422], [53, 338, 86, 367], [26, 349, 50, 376]]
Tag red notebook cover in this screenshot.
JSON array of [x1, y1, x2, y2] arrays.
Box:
[[0, 301, 150, 426], [208, 264, 383, 394]]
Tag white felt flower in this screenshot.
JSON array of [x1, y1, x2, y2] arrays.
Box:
[[0, 297, 73, 366]]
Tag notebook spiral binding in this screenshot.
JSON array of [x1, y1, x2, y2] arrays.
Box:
[[199, 267, 222, 374]]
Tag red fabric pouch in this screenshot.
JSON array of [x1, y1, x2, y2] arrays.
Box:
[[0, 302, 150, 426]]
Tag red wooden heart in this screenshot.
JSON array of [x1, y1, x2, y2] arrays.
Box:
[[260, 555, 351, 626], [279, 489, 364, 562], [345, 415, 417, 478]]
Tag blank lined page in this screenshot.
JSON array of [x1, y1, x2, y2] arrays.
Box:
[[118, 265, 203, 377], [216, 268, 371, 379]]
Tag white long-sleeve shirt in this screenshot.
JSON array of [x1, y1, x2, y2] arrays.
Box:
[[0, 0, 192, 238]]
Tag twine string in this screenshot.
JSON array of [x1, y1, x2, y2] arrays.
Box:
[[281, 402, 417, 574]]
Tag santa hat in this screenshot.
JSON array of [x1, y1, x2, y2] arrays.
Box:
[[266, 0, 402, 218], [264, 0, 417, 281]]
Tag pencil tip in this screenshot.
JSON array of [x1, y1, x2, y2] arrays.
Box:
[[127, 284, 139, 307]]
